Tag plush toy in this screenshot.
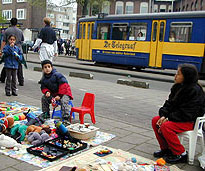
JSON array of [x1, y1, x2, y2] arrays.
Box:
[[24, 111, 45, 126], [156, 158, 166, 166], [10, 124, 28, 142], [27, 130, 50, 145], [26, 125, 50, 135], [0, 117, 14, 133], [0, 134, 21, 150]]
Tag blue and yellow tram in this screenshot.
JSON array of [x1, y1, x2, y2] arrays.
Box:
[[76, 12, 205, 73]]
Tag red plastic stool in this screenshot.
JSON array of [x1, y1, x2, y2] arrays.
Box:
[[70, 93, 96, 124]]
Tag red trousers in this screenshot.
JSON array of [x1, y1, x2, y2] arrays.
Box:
[[152, 116, 194, 155]]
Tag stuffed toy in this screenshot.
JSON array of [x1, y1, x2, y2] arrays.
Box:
[[26, 125, 50, 135], [24, 110, 45, 126], [10, 124, 28, 142], [0, 117, 14, 133], [27, 130, 50, 145], [0, 134, 21, 150]]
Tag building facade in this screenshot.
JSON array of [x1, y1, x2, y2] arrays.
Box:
[[0, 0, 77, 40], [77, 0, 205, 19]]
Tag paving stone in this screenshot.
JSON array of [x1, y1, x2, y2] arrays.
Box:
[[106, 140, 136, 151], [106, 128, 133, 137], [119, 134, 152, 145], [0, 155, 21, 170], [134, 143, 159, 155], [13, 162, 41, 171], [128, 148, 155, 161], [122, 125, 151, 134], [3, 167, 19, 171]]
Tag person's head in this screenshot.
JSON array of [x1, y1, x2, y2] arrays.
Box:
[[41, 60, 53, 74], [43, 17, 51, 26], [170, 31, 175, 38], [175, 64, 198, 84], [8, 34, 16, 45], [138, 32, 143, 37], [10, 18, 18, 26]]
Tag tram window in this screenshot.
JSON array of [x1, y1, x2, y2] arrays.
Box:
[[83, 24, 86, 39], [152, 22, 158, 41], [129, 23, 147, 41], [169, 22, 192, 42], [91, 23, 94, 39], [159, 22, 165, 42], [79, 24, 82, 39], [97, 23, 111, 40], [112, 23, 129, 40], [87, 24, 90, 39]]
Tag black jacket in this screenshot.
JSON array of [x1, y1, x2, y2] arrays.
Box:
[[159, 83, 205, 122]]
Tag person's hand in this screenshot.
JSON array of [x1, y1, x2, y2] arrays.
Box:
[[46, 92, 50, 97], [55, 96, 60, 101], [156, 116, 166, 127], [10, 43, 15, 47]]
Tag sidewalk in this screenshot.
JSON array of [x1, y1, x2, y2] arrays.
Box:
[[0, 56, 203, 170]]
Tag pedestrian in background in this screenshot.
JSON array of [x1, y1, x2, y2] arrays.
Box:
[[0, 18, 25, 86], [64, 39, 71, 56], [152, 64, 205, 164], [33, 17, 58, 62], [2, 35, 22, 96]]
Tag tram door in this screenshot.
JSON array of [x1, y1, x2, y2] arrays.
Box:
[[78, 23, 83, 59], [79, 22, 93, 60], [149, 20, 166, 68]]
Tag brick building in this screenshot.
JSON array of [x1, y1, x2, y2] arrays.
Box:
[[77, 0, 205, 18]]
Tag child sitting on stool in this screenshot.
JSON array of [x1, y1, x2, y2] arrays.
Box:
[[40, 60, 73, 124]]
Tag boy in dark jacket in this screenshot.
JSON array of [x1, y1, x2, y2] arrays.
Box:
[[3, 34, 22, 96], [40, 60, 73, 122]]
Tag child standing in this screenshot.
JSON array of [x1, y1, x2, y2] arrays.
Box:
[[2, 35, 22, 96], [40, 60, 73, 123]]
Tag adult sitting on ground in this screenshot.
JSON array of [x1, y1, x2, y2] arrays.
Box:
[[152, 63, 205, 164], [32, 17, 58, 62]]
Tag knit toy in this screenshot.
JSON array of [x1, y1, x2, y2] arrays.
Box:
[[0, 117, 14, 133], [26, 125, 50, 135], [27, 130, 50, 145], [0, 134, 21, 150], [156, 158, 166, 166], [10, 124, 28, 142]]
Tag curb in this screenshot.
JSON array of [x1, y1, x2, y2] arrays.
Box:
[[117, 79, 149, 89], [69, 72, 94, 79]]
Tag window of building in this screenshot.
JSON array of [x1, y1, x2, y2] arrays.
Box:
[[129, 23, 147, 41], [2, 10, 12, 20], [2, 0, 12, 4], [168, 5, 172, 12], [160, 5, 166, 12], [97, 23, 111, 40], [63, 30, 69, 34], [47, 13, 54, 18], [169, 22, 193, 43], [186, 4, 189, 11], [102, 1, 110, 14], [17, 0, 25, 2], [154, 4, 158, 12], [115, 1, 124, 14], [191, 2, 194, 10], [195, 0, 198, 10], [17, 9, 26, 19], [140, 2, 148, 13], [112, 23, 128, 40], [125, 2, 134, 14], [63, 23, 69, 27]]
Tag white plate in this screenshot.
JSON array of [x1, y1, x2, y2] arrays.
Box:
[[80, 128, 90, 132]]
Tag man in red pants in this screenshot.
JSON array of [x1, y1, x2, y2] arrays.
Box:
[[152, 64, 205, 164]]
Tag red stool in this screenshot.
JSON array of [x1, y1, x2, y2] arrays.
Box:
[[70, 93, 96, 124]]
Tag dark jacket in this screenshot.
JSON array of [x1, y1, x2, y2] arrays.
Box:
[[2, 45, 22, 69], [39, 25, 57, 45], [41, 69, 73, 99], [159, 83, 205, 122]]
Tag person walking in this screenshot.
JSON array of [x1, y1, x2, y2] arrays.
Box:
[[0, 18, 25, 86], [64, 39, 71, 56], [32, 17, 58, 62]]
